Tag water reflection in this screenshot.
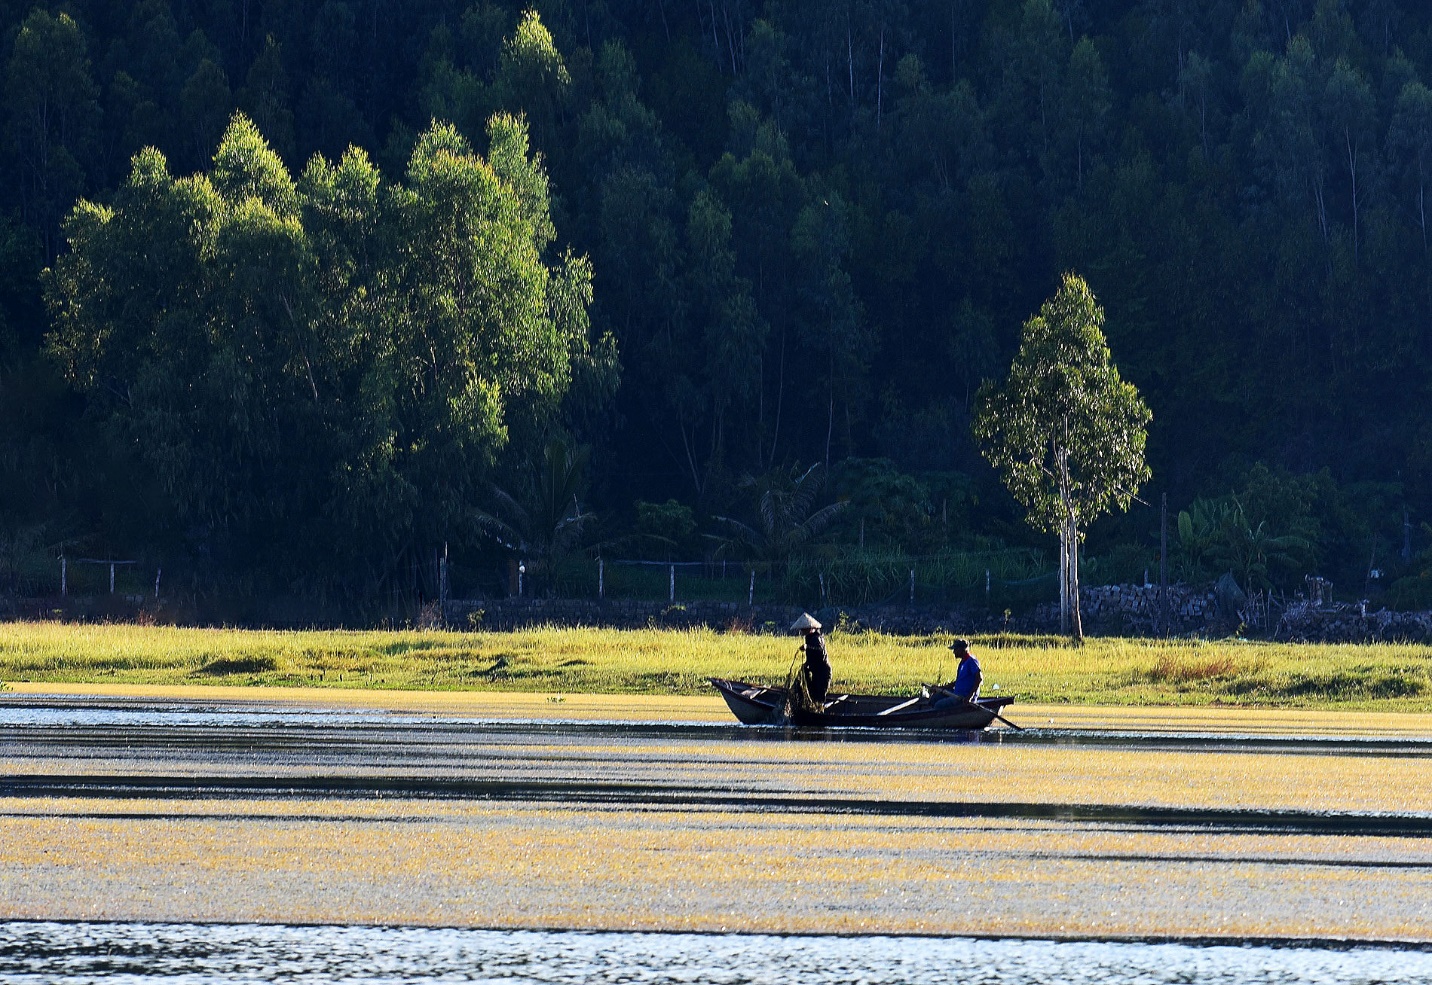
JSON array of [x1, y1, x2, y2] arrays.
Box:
[[3, 697, 1429, 755], [0, 922, 1428, 985]]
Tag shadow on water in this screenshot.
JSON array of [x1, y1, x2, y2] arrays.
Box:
[[0, 922, 1429, 984], [4, 696, 1431, 839], [3, 772, 1430, 837], [4, 696, 1431, 756]]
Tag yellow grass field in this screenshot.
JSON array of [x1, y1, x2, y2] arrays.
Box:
[[1, 620, 1430, 710]]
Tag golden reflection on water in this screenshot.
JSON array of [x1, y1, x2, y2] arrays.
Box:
[[1, 799, 1429, 939], [1, 691, 1430, 940]]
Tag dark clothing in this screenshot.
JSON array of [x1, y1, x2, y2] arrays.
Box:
[[802, 632, 832, 702]]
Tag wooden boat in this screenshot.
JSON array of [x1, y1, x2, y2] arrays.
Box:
[[709, 677, 1017, 730]]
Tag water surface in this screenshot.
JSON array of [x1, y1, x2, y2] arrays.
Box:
[[3, 694, 1428, 941], [4, 695, 1431, 755], [2, 923, 1429, 985]]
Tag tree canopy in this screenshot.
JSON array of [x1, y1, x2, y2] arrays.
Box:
[[45, 109, 614, 591]]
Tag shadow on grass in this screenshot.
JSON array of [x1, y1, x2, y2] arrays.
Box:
[[193, 656, 279, 676]]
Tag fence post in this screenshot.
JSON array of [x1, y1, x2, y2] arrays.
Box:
[[518, 562, 525, 597], [109, 562, 116, 594], [60, 557, 66, 597], [439, 549, 448, 619], [819, 571, 826, 605], [155, 568, 161, 599], [985, 569, 990, 599], [909, 568, 915, 605], [749, 570, 755, 606], [669, 564, 675, 602], [1159, 493, 1169, 636], [598, 558, 604, 599]]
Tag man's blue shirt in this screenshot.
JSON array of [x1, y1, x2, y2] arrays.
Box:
[[952, 655, 982, 698]]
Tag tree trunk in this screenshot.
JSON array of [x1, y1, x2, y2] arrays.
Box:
[[825, 346, 834, 476], [1057, 523, 1069, 634], [768, 325, 786, 466], [846, 15, 855, 109], [1346, 130, 1360, 263], [1073, 530, 1084, 637], [876, 26, 885, 131], [1419, 178, 1427, 250], [1056, 441, 1082, 639]]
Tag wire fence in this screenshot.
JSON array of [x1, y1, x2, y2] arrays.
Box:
[[2, 545, 1087, 621], [471, 548, 1063, 609]]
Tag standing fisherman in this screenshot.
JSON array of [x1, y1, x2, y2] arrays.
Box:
[[791, 612, 831, 705]]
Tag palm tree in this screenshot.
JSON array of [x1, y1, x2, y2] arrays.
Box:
[[474, 437, 593, 595], [1213, 499, 1312, 596], [711, 462, 846, 570], [1183, 496, 1311, 596]]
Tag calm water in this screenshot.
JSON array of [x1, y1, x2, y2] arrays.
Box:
[[0, 923, 1429, 985], [4, 697, 1431, 755]]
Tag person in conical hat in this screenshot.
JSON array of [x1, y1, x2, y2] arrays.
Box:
[[791, 612, 830, 703]]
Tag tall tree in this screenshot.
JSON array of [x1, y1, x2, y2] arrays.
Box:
[[1323, 58, 1374, 261], [1389, 79, 1432, 250], [238, 35, 294, 160], [792, 189, 869, 473], [1057, 36, 1110, 191], [972, 273, 1151, 638], [4, 10, 100, 257]]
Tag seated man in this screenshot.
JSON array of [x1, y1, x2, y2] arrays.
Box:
[[933, 638, 981, 707]]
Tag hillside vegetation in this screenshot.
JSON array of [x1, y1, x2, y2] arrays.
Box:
[[5, 1, 1432, 611]]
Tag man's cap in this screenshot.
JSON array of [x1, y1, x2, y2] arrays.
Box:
[[949, 638, 970, 652], [791, 612, 822, 631]]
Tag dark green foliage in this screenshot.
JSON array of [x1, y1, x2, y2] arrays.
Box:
[[45, 109, 602, 596], [474, 436, 594, 595], [5, 0, 1432, 607], [633, 500, 699, 559], [711, 462, 847, 568]]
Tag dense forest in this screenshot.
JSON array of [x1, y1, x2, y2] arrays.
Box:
[[4, 0, 1432, 616]]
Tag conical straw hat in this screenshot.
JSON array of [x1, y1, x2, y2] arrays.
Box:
[[791, 612, 822, 631]]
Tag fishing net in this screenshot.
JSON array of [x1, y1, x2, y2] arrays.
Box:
[[784, 649, 823, 716]]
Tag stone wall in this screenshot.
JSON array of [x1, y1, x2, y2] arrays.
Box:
[[447, 598, 798, 632], [446, 587, 1432, 641], [443, 589, 1213, 637], [1026, 584, 1222, 636], [444, 597, 972, 635], [1274, 602, 1432, 643]]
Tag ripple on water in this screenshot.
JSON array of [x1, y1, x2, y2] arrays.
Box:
[[0, 923, 1429, 985]]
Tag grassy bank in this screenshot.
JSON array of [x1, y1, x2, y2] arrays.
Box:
[[2, 621, 1431, 711]]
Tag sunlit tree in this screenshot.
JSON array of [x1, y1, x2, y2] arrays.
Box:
[[973, 273, 1151, 639]]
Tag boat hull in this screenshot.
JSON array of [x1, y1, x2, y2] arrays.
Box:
[[709, 678, 1015, 730], [710, 679, 789, 725]]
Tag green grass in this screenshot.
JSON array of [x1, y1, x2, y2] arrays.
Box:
[[1, 621, 1430, 710]]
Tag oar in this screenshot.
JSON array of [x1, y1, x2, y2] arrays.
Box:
[[928, 685, 1024, 731], [984, 704, 1024, 731], [876, 695, 922, 716]]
